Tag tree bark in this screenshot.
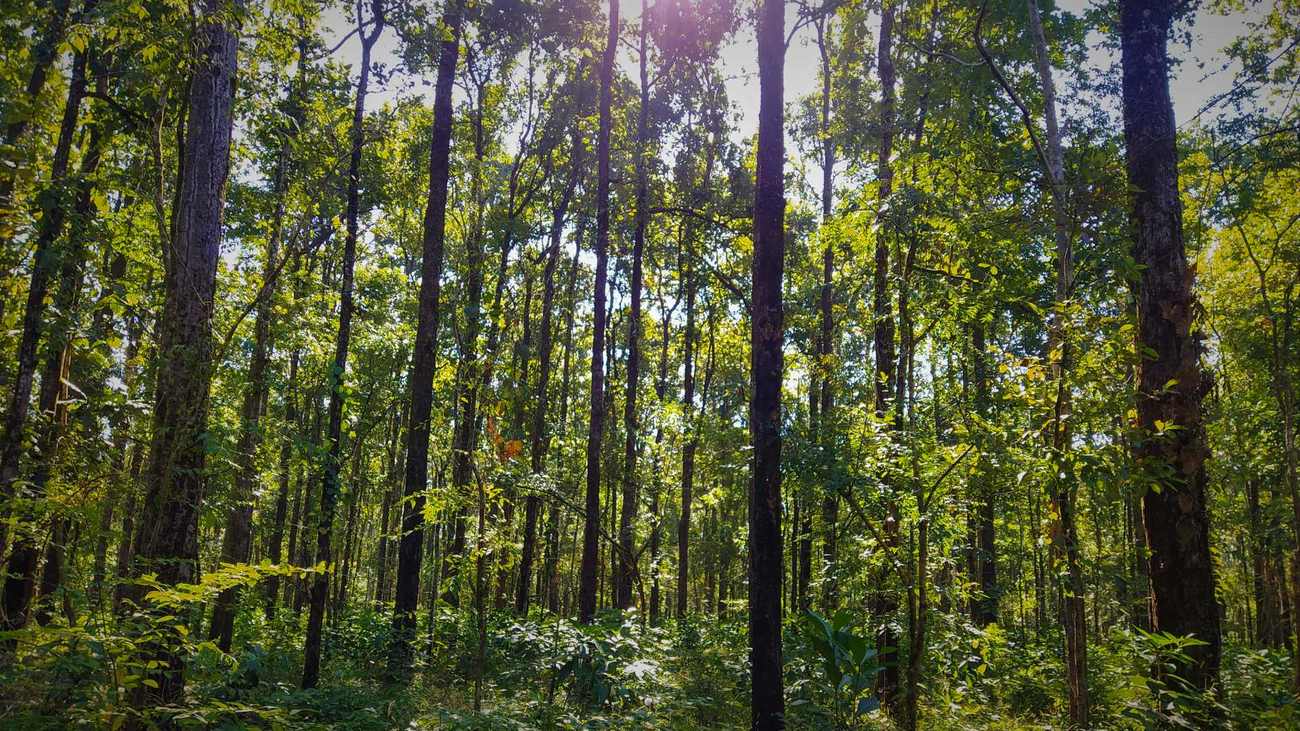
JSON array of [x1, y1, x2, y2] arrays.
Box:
[[751, 0, 786, 726], [127, 0, 240, 710], [1119, 0, 1222, 691], [580, 0, 618, 625], [302, 5, 382, 689], [389, 5, 459, 678], [872, 0, 900, 708]]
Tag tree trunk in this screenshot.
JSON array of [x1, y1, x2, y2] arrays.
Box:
[[302, 7, 382, 689], [517, 130, 579, 614], [580, 0, 618, 625], [616, 0, 652, 613], [751, 0, 786, 726], [1, 54, 100, 631], [266, 349, 299, 617], [209, 75, 295, 649], [814, 13, 840, 617], [0, 51, 88, 531], [126, 0, 240, 709], [389, 5, 459, 679], [872, 0, 900, 709], [1119, 0, 1221, 691], [1025, 1, 1089, 721]]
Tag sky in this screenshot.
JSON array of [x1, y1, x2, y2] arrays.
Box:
[[320, 0, 1271, 143]]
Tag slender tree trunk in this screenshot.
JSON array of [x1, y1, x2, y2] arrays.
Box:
[[751, 0, 786, 726], [814, 13, 840, 616], [1025, 0, 1088, 721], [266, 349, 299, 617], [208, 79, 295, 649], [872, 0, 900, 708], [1, 54, 101, 631], [616, 0, 651, 612], [0, 51, 88, 529], [445, 63, 493, 612], [517, 131, 579, 614], [1119, 0, 1221, 691], [969, 319, 998, 630], [580, 0, 618, 625], [303, 7, 382, 688], [389, 6, 459, 678]]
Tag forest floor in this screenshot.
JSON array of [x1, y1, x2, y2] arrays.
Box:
[[1, 602, 1296, 729]]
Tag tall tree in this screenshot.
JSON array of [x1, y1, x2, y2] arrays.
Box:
[[1026, 0, 1087, 721], [750, 0, 785, 727], [208, 47, 305, 651], [518, 125, 580, 614], [302, 0, 384, 689], [872, 0, 900, 707], [1119, 0, 1222, 691], [388, 3, 461, 678], [580, 0, 617, 625], [126, 0, 241, 709]]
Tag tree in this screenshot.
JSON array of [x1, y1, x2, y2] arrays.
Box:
[[126, 0, 241, 709], [1119, 0, 1222, 691], [389, 3, 461, 679], [750, 0, 785, 727], [302, 0, 384, 689], [580, 0, 617, 625]]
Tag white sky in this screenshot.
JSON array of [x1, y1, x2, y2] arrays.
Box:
[[320, 0, 1268, 142]]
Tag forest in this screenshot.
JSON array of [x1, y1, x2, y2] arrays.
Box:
[[0, 0, 1298, 727]]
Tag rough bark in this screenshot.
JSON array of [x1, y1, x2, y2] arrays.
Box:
[[127, 0, 240, 709], [751, 0, 786, 726], [1119, 0, 1222, 691], [388, 6, 459, 678], [580, 0, 618, 625]]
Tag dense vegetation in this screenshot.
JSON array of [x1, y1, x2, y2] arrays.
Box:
[[0, 0, 1298, 728]]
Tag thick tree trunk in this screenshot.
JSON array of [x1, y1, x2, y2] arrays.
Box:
[[302, 8, 381, 689], [1119, 0, 1221, 691], [751, 0, 786, 726], [389, 6, 459, 678], [580, 0, 618, 625], [127, 0, 240, 710]]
